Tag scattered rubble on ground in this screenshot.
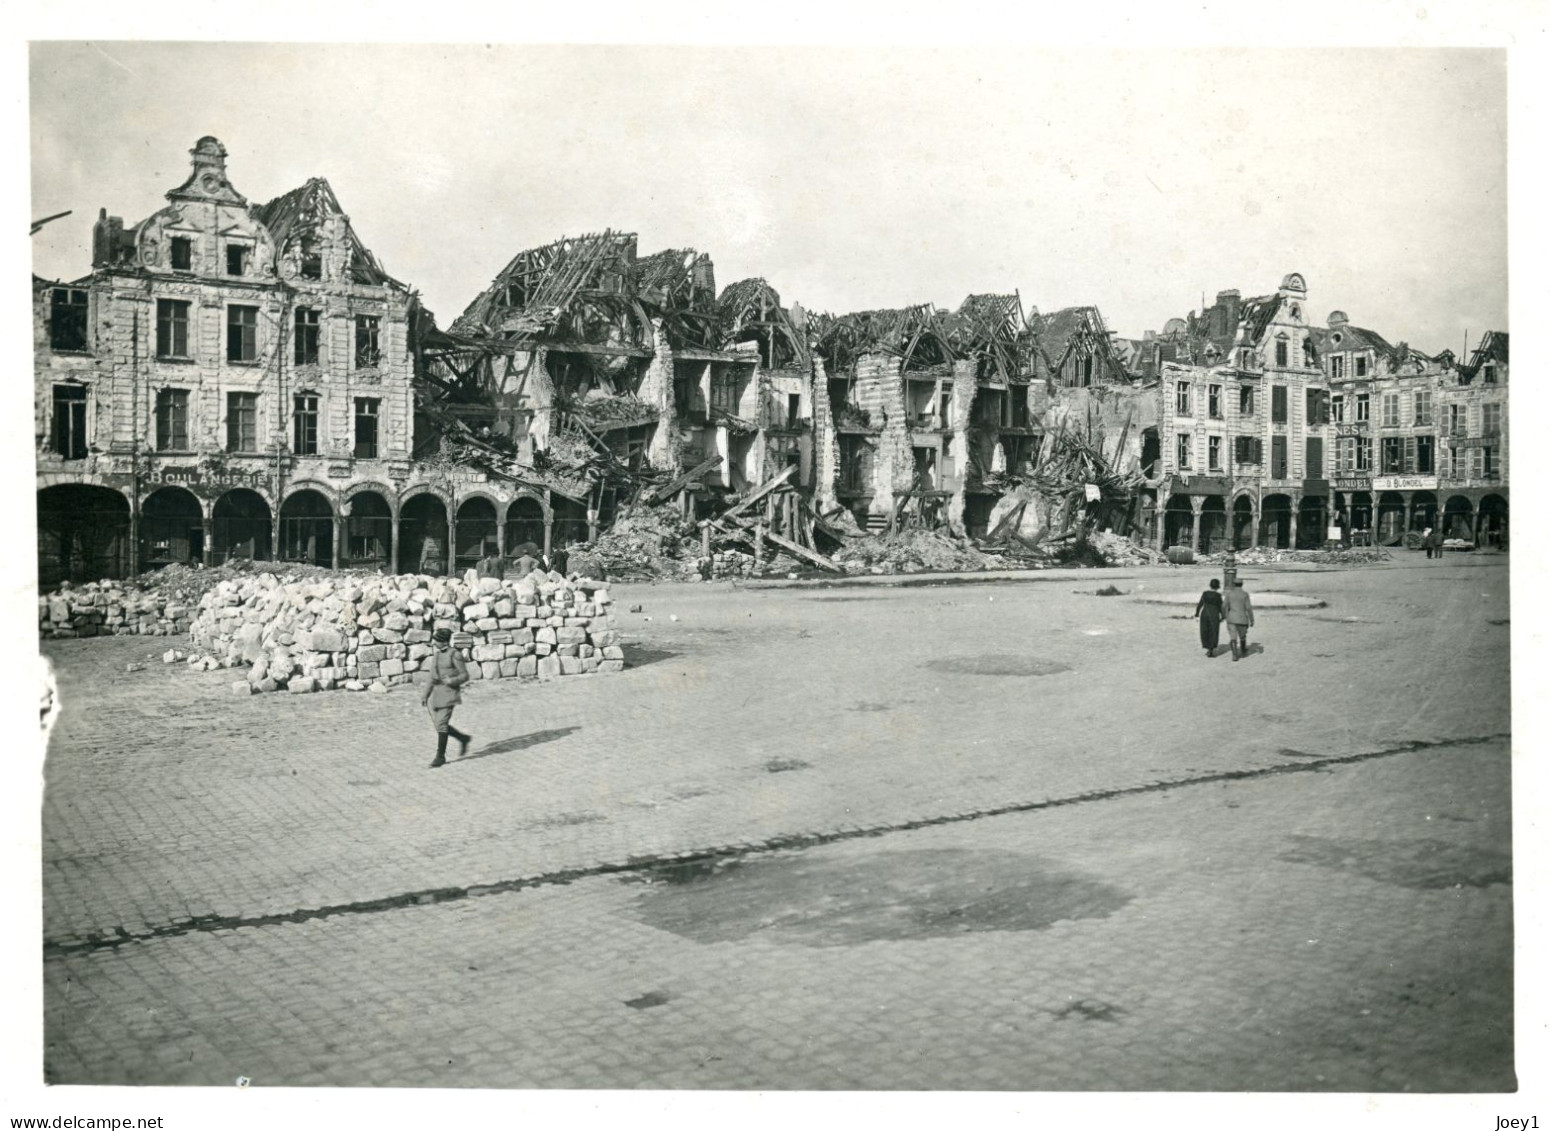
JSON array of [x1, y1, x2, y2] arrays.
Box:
[[1202, 547, 1392, 566], [184, 568, 623, 695]]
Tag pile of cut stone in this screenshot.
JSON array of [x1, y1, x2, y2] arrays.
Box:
[[187, 569, 624, 695], [39, 579, 194, 639]]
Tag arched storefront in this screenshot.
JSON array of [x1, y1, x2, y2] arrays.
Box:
[[343, 490, 393, 570], [1375, 491, 1406, 546], [1199, 497, 1227, 553], [1410, 491, 1438, 536], [454, 497, 499, 573], [212, 489, 272, 565], [1259, 494, 1292, 549], [38, 484, 131, 588], [504, 496, 547, 557], [1478, 493, 1508, 549], [1296, 494, 1329, 550], [279, 489, 335, 567], [1333, 490, 1373, 543], [399, 493, 449, 575], [1162, 495, 1194, 549], [141, 486, 205, 569], [1231, 495, 1255, 549], [551, 495, 591, 549], [1442, 495, 1475, 543]]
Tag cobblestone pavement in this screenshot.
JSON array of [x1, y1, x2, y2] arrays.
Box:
[[38, 552, 1515, 1090]]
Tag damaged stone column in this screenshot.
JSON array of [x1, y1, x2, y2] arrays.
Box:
[[810, 355, 840, 511], [640, 320, 678, 469], [946, 359, 977, 530]]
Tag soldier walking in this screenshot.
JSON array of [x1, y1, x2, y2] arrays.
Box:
[[422, 627, 472, 768]]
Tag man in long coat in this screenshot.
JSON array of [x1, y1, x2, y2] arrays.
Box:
[[1224, 580, 1256, 662]]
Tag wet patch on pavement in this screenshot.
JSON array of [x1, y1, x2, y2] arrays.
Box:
[[764, 758, 811, 774], [849, 701, 892, 712], [927, 656, 1074, 678], [1278, 835, 1511, 890], [1049, 999, 1125, 1023], [624, 991, 671, 1010], [626, 847, 1132, 947]]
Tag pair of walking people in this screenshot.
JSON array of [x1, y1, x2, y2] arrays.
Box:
[[1194, 578, 1256, 661]]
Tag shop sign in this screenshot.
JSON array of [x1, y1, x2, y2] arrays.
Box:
[[144, 464, 267, 490], [1372, 475, 1438, 491], [1331, 478, 1370, 490]]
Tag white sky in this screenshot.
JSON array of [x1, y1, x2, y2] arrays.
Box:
[[30, 42, 1505, 352]]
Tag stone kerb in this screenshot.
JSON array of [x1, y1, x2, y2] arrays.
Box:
[[186, 569, 624, 695]]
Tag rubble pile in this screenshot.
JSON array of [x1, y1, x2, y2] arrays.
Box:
[[187, 569, 625, 695], [1088, 531, 1167, 567], [37, 561, 358, 640], [583, 504, 699, 580], [1203, 547, 1392, 566], [38, 579, 196, 640], [833, 530, 995, 575]]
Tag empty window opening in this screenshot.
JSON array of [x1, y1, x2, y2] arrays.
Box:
[[355, 315, 380, 368], [295, 308, 321, 365], [293, 393, 319, 455], [354, 398, 380, 459], [51, 385, 88, 460], [226, 244, 249, 276], [50, 288, 89, 352], [169, 236, 193, 271]]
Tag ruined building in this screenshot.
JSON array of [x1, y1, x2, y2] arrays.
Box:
[[35, 141, 1509, 586]]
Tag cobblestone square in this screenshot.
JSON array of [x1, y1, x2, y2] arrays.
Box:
[[36, 554, 1515, 1101]]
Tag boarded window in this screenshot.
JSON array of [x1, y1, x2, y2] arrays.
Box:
[[155, 388, 189, 450], [227, 392, 258, 452], [1271, 385, 1288, 423], [1275, 339, 1288, 368], [1270, 434, 1287, 478], [1233, 436, 1263, 465], [50, 288, 90, 352], [1305, 436, 1323, 478]]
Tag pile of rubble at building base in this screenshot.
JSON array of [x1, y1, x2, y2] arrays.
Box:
[[187, 569, 624, 695], [1201, 547, 1392, 566], [37, 560, 362, 640], [579, 504, 700, 581]]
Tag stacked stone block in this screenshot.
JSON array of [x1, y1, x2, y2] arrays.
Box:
[[187, 570, 625, 695], [38, 581, 193, 639]]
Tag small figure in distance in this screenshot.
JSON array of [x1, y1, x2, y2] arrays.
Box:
[[1194, 577, 1224, 658]]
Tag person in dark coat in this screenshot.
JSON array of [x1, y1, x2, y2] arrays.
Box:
[[1194, 578, 1224, 657], [422, 627, 471, 768], [475, 543, 505, 580]]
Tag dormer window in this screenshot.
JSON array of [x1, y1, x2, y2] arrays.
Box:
[[226, 244, 250, 276], [1289, 304, 1301, 321], [1483, 363, 1497, 384], [169, 236, 193, 272]]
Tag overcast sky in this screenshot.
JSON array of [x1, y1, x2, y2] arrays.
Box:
[[30, 43, 1505, 353]]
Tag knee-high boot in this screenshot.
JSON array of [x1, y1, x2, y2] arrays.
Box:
[[431, 732, 448, 768]]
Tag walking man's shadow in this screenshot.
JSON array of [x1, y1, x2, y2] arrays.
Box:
[[456, 726, 580, 763]]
